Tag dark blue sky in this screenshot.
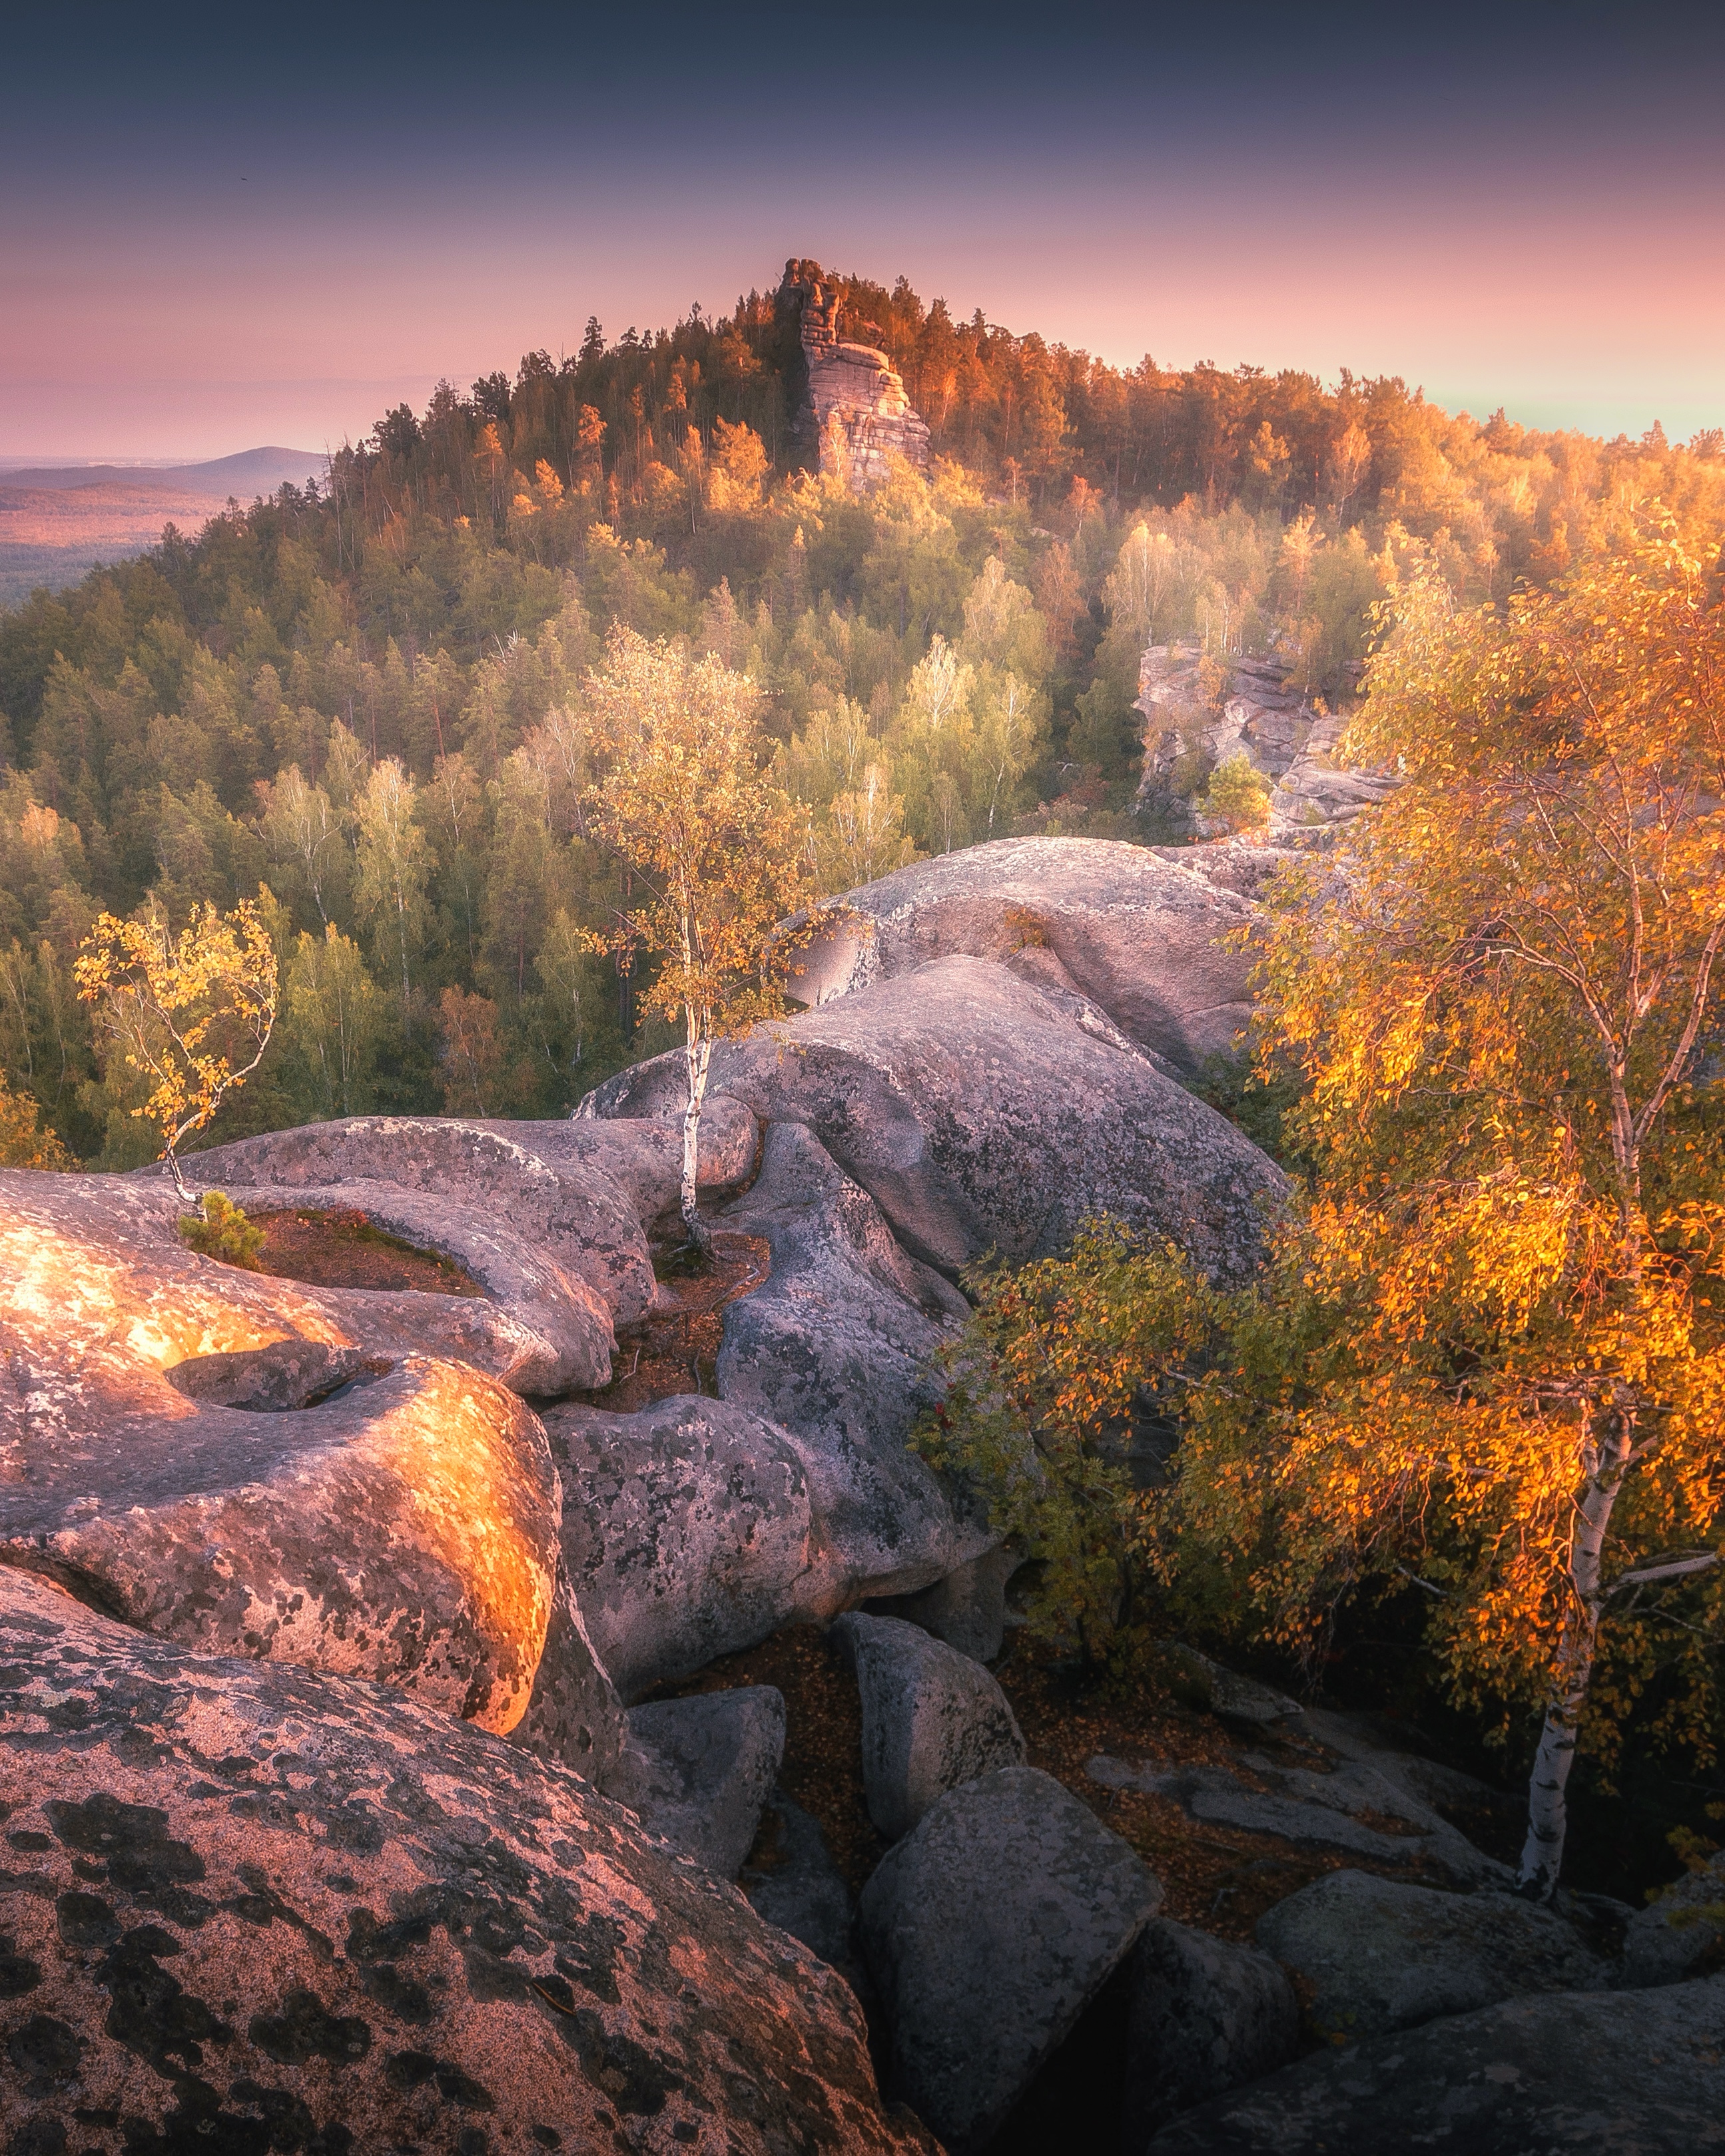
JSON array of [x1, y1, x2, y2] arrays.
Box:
[[3, 0, 1720, 455]]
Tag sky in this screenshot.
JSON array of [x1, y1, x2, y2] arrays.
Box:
[[2, 0, 1721, 461]]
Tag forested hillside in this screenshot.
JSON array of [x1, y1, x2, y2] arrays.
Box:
[[3, 262, 1723, 1164]]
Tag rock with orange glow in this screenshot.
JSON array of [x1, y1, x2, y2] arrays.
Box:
[[0, 1169, 572, 1741], [0, 1566, 938, 2155]]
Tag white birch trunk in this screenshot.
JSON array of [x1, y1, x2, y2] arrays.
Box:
[[681, 1021, 713, 1257], [1517, 1443, 1624, 1900]]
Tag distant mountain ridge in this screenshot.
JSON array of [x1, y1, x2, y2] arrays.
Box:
[[0, 447, 328, 495]]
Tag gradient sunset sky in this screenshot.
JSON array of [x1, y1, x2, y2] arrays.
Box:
[[4, 0, 1720, 461]]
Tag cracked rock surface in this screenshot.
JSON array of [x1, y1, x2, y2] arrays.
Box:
[[0, 1567, 933, 2154], [589, 955, 1285, 1285]]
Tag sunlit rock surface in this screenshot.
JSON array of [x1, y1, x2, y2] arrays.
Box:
[[0, 1170, 561, 1734], [0, 1567, 936, 2154], [783, 258, 932, 487]]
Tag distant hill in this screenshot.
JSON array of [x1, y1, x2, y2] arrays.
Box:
[[0, 447, 328, 495], [0, 447, 328, 603]]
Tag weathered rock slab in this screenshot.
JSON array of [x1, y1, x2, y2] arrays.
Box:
[[831, 1611, 1025, 1839], [592, 955, 1286, 1285], [1, 1173, 565, 1736], [1621, 1850, 1725, 1988], [612, 1687, 787, 1879], [1255, 1869, 1606, 2043], [1088, 1751, 1505, 1886], [715, 1121, 990, 1601], [1143, 1978, 1725, 2153], [1122, 1917, 1300, 2147], [795, 836, 1264, 1069], [0, 1567, 935, 2154], [543, 1394, 831, 1701], [859, 1762, 1162, 2153]]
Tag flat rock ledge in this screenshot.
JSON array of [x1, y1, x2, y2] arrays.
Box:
[[0, 1566, 936, 2155]]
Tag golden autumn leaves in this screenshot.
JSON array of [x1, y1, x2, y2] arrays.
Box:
[[922, 527, 1725, 1896]]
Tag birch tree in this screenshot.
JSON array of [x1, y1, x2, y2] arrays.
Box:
[[1222, 532, 1725, 1898], [583, 627, 815, 1256]]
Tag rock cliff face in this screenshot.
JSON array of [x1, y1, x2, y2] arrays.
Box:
[[783, 259, 931, 488], [1135, 645, 1396, 839]]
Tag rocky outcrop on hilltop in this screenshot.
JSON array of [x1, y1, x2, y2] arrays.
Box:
[[0, 1567, 934, 2154], [783, 259, 932, 488], [1135, 645, 1395, 840], [785, 834, 1265, 1069]]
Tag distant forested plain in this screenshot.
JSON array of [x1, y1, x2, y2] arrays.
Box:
[[3, 265, 1722, 1163]]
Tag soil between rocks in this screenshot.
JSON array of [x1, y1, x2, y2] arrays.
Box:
[[245, 1207, 488, 1296], [578, 1228, 772, 1414]]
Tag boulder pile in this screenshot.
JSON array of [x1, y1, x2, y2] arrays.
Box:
[[3, 838, 1709, 2150]]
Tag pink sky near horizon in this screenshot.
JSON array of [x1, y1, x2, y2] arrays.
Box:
[[4, 19, 1721, 462]]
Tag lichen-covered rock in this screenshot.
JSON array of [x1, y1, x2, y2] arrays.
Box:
[[1, 1171, 563, 1735], [504, 1101, 760, 1234], [1122, 1918, 1300, 2147], [543, 1396, 833, 1702], [793, 836, 1264, 1069], [590, 957, 1285, 1284], [859, 1763, 1162, 2153], [1143, 1978, 1725, 2153], [714, 1121, 990, 1600], [831, 1612, 1026, 1839], [611, 1688, 787, 1879], [0, 1568, 935, 2154], [1255, 1870, 1605, 2043]]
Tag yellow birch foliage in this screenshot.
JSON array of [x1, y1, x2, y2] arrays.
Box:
[[75, 894, 278, 1187]]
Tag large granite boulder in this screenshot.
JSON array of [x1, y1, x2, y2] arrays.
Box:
[[859, 1763, 1162, 2153], [610, 1687, 787, 1879], [1122, 1918, 1300, 2147], [0, 1568, 933, 2154], [0, 1173, 565, 1740], [1143, 1977, 1725, 2153], [1255, 1870, 1606, 2043], [831, 1612, 1026, 1839], [788, 837, 1262, 1070], [591, 955, 1285, 1284], [715, 1121, 990, 1601], [543, 1394, 835, 1701]]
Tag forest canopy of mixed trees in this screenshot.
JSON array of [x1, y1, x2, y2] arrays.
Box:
[[3, 261, 1724, 1165]]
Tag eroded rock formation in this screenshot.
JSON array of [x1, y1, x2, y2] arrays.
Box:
[[1135, 645, 1396, 839], [783, 259, 931, 488]]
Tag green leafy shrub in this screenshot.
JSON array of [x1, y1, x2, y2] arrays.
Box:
[[179, 1189, 265, 1270]]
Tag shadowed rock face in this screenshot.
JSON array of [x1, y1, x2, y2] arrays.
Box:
[[543, 1395, 833, 1701], [715, 1122, 991, 1601], [590, 956, 1286, 1285], [1254, 1870, 1605, 2044], [792, 836, 1265, 1070], [1, 1172, 563, 1735], [0, 1567, 937, 2155], [1142, 1978, 1725, 2154]]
